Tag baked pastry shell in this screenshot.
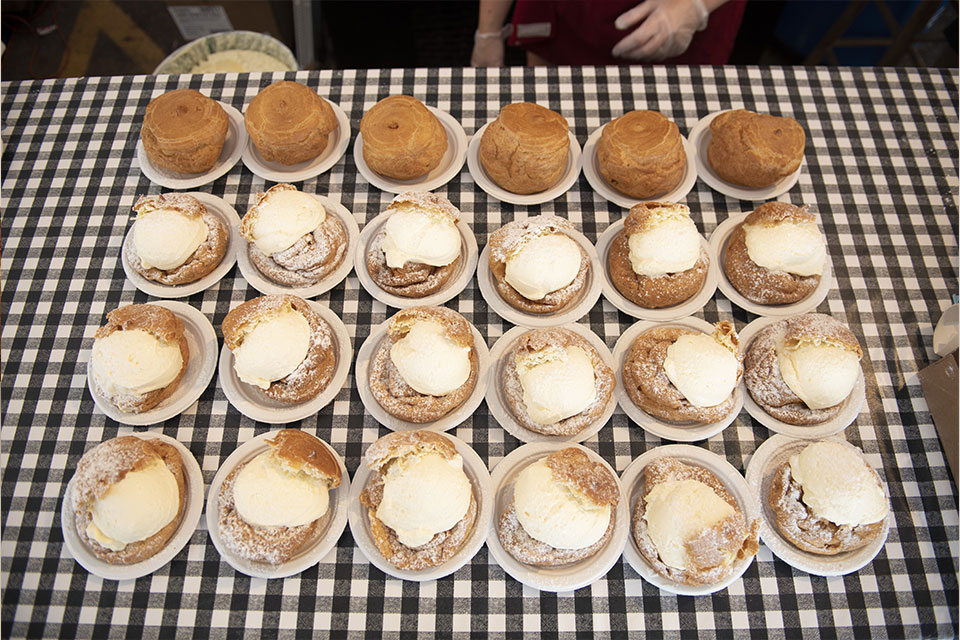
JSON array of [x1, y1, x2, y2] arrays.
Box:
[[241, 99, 350, 183], [61, 433, 203, 581], [709, 212, 832, 317], [487, 442, 628, 593], [688, 110, 803, 201], [467, 120, 582, 206], [485, 324, 617, 444], [738, 316, 866, 438], [477, 228, 603, 328], [621, 444, 760, 596], [86, 301, 218, 426], [353, 105, 467, 194], [583, 125, 697, 209], [347, 432, 491, 582], [121, 192, 241, 299], [205, 430, 350, 579], [612, 317, 744, 442], [217, 300, 353, 424], [136, 101, 247, 190], [745, 434, 890, 576], [354, 314, 490, 432], [354, 210, 479, 309], [236, 194, 359, 299], [596, 218, 719, 321]]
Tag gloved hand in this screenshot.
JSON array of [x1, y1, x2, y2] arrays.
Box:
[[611, 0, 709, 62], [471, 32, 505, 67]]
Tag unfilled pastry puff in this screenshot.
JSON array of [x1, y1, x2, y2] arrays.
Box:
[[140, 89, 228, 174], [359, 430, 477, 571], [368, 306, 479, 423], [360, 95, 448, 180], [125, 192, 228, 286], [244, 81, 338, 165], [596, 110, 686, 199], [479, 102, 569, 194], [632, 457, 759, 586], [241, 183, 347, 287], [366, 191, 462, 298], [72, 436, 186, 565], [707, 109, 805, 188], [218, 429, 342, 565], [222, 294, 336, 404]]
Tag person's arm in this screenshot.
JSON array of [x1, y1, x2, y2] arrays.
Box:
[[611, 0, 729, 62], [471, 0, 513, 67]]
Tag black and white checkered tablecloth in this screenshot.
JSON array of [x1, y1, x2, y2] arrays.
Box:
[[1, 66, 957, 638]]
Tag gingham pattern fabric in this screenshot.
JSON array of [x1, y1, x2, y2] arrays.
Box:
[[1, 66, 957, 639]]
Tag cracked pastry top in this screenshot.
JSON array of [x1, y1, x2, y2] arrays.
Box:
[[140, 88, 228, 174], [707, 109, 805, 188], [480, 102, 569, 195], [360, 95, 448, 180], [244, 80, 338, 165], [596, 110, 686, 199]]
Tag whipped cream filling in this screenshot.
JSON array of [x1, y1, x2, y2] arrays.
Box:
[[504, 233, 581, 301], [643, 478, 736, 571], [516, 345, 596, 425], [134, 207, 209, 271], [91, 328, 184, 399], [233, 309, 311, 390], [389, 320, 471, 396], [789, 442, 888, 526], [248, 190, 326, 256], [777, 339, 860, 410], [376, 452, 471, 548], [743, 221, 826, 276], [628, 216, 700, 277], [86, 457, 179, 551], [190, 50, 290, 73], [513, 459, 610, 550], [380, 209, 460, 268], [233, 450, 330, 528], [663, 333, 739, 408]]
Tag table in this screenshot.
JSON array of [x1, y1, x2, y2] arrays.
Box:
[[2, 66, 957, 638]]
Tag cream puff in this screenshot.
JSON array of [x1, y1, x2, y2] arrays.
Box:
[[140, 89, 228, 174], [596, 110, 686, 199], [366, 192, 462, 298], [359, 430, 477, 571], [71, 436, 186, 564], [222, 294, 336, 404], [218, 429, 342, 564], [707, 109, 805, 188], [240, 183, 348, 287], [498, 447, 619, 566], [744, 313, 862, 425], [488, 215, 589, 314], [244, 80, 337, 165], [368, 306, 478, 423], [479, 102, 569, 194], [608, 202, 708, 308], [360, 95, 448, 180], [89, 304, 189, 413]]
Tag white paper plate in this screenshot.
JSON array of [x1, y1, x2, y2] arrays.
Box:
[[353, 105, 468, 194], [485, 324, 617, 444], [205, 430, 350, 579], [241, 99, 351, 183], [136, 101, 246, 189], [620, 444, 760, 595], [61, 432, 204, 581], [709, 212, 832, 317], [347, 432, 492, 581], [745, 434, 890, 576], [87, 301, 218, 426], [121, 192, 241, 299], [218, 301, 352, 424], [466, 121, 583, 206], [235, 194, 359, 298], [477, 229, 603, 328], [738, 316, 865, 438], [612, 316, 743, 442], [582, 124, 697, 209], [688, 110, 803, 201], [486, 442, 628, 592], [354, 211, 479, 309], [355, 316, 489, 432], [595, 218, 719, 321]]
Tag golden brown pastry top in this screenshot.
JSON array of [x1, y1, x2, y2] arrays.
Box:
[[359, 95, 447, 169], [600, 110, 680, 161], [94, 304, 185, 346], [244, 81, 336, 143], [142, 89, 227, 148], [386, 306, 474, 349], [266, 429, 342, 487], [544, 448, 619, 508], [708, 109, 805, 187], [488, 215, 574, 264], [386, 191, 460, 225], [133, 192, 207, 220], [221, 294, 315, 351], [491, 102, 568, 146], [742, 201, 815, 228], [623, 201, 693, 236], [364, 430, 460, 471], [72, 436, 178, 510], [775, 313, 863, 358]]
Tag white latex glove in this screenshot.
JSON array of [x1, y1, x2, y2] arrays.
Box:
[[471, 32, 505, 67], [611, 0, 709, 62]]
